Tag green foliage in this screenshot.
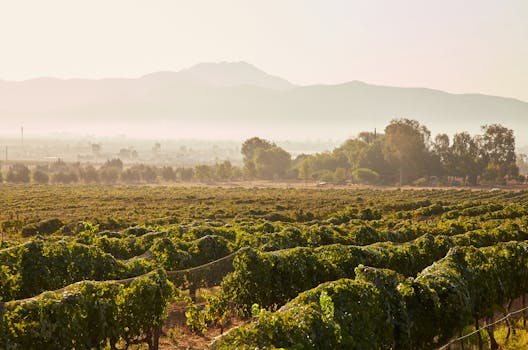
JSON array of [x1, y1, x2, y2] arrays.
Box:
[[51, 170, 79, 184], [383, 118, 431, 185], [185, 299, 208, 333], [0, 264, 21, 302], [92, 230, 165, 259], [32, 169, 49, 184], [215, 279, 396, 350], [99, 166, 121, 184], [150, 237, 191, 269], [352, 167, 380, 184], [241, 137, 274, 177], [0, 120, 521, 186], [76, 221, 99, 245], [214, 241, 528, 349], [223, 223, 528, 314], [6, 164, 30, 183], [21, 218, 63, 237], [1, 183, 528, 350], [203, 293, 229, 331], [0, 239, 153, 300], [481, 124, 518, 181], [449, 132, 488, 185], [0, 269, 174, 349], [319, 290, 334, 320], [253, 146, 292, 179]]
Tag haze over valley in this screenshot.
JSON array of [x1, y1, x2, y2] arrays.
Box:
[[3, 2, 528, 350], [1, 61, 527, 147]]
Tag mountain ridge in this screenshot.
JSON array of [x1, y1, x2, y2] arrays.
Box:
[[0, 61, 527, 143], [1, 62, 526, 104]]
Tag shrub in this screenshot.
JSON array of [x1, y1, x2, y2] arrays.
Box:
[[6, 164, 30, 183], [21, 218, 63, 237], [352, 168, 380, 185], [32, 169, 49, 184], [52, 171, 78, 184], [99, 167, 120, 184]]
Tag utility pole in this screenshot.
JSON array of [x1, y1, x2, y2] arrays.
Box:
[[21, 126, 24, 145]]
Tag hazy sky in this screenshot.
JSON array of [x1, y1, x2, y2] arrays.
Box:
[[0, 0, 527, 101]]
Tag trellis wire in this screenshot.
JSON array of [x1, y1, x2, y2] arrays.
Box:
[[438, 304, 528, 349]]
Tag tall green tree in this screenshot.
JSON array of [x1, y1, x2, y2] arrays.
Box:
[[80, 165, 99, 183], [216, 160, 234, 180], [517, 154, 528, 175], [254, 146, 291, 180], [450, 132, 488, 185], [432, 134, 450, 171], [298, 159, 313, 182], [383, 119, 431, 185], [357, 137, 392, 178], [481, 124, 518, 182], [32, 169, 49, 184], [195, 165, 215, 182], [334, 139, 368, 170], [6, 164, 30, 183], [241, 137, 274, 177]]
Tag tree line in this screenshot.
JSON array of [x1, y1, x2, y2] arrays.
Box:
[[243, 119, 524, 186], [0, 158, 231, 185], [0, 119, 525, 186]]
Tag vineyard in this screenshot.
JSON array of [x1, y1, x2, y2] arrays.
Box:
[[1, 184, 528, 349]]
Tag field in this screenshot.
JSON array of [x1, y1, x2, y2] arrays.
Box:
[[1, 184, 528, 349]]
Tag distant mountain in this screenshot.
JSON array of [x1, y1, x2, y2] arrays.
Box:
[[166, 61, 294, 90], [139, 61, 294, 90], [1, 62, 527, 144]]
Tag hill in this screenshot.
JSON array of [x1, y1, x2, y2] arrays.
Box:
[[1, 62, 527, 143]]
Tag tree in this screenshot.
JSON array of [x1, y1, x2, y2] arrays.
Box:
[[195, 165, 215, 182], [80, 165, 99, 183], [352, 168, 380, 185], [517, 154, 528, 175], [299, 152, 348, 181], [101, 158, 123, 171], [334, 167, 347, 183], [357, 137, 392, 178], [141, 166, 158, 183], [241, 137, 274, 177], [432, 133, 451, 177], [298, 160, 313, 182], [383, 119, 431, 185], [481, 124, 518, 183], [161, 166, 176, 181], [6, 164, 30, 183], [334, 139, 368, 169], [450, 132, 487, 185], [52, 171, 78, 184], [32, 169, 49, 184], [49, 158, 68, 172], [99, 167, 120, 184], [216, 161, 234, 180], [177, 167, 194, 182], [99, 159, 122, 184], [253, 146, 291, 179], [357, 131, 378, 144], [120, 168, 141, 183]]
